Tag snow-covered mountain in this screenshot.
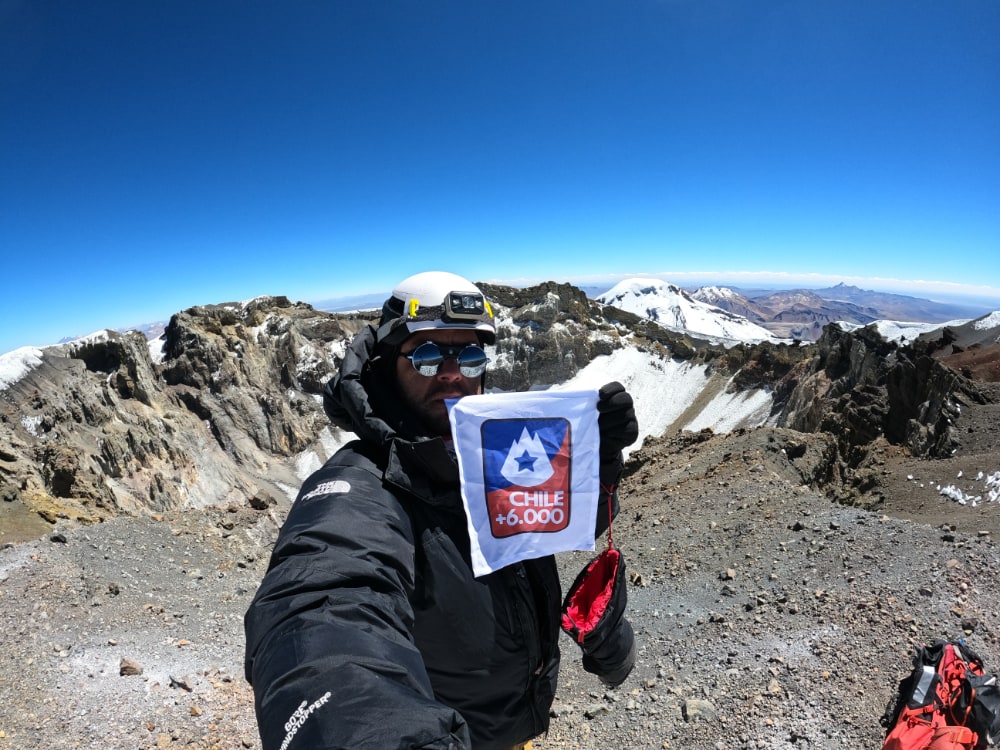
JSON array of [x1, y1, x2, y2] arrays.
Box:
[[597, 278, 781, 345], [689, 285, 772, 327], [623, 282, 988, 343], [689, 285, 743, 306]]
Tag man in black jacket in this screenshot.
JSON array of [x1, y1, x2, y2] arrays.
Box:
[[244, 271, 638, 750]]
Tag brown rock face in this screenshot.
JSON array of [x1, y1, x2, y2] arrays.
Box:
[[0, 299, 368, 529]]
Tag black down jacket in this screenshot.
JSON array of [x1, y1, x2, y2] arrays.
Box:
[[244, 325, 616, 750]]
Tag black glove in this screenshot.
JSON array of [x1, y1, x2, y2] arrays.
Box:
[[583, 617, 637, 689], [597, 382, 638, 460], [597, 382, 638, 495], [562, 547, 637, 689]]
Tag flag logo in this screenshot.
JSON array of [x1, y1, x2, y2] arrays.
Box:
[[482, 418, 571, 538]]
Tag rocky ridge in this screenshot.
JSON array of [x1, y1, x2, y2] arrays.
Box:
[[1, 297, 364, 538], [1, 282, 749, 536]]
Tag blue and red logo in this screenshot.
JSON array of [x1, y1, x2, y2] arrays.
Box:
[[480, 418, 572, 538]]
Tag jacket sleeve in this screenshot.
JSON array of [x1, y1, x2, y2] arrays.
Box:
[[244, 462, 470, 750]]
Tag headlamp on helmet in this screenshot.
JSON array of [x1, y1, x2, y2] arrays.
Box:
[[444, 291, 490, 322]]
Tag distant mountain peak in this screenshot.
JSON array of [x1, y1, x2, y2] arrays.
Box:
[[692, 285, 741, 303], [598, 278, 780, 345]]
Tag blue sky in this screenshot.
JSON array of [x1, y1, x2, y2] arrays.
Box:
[[2, 1, 998, 354]]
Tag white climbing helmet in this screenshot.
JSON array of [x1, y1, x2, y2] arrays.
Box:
[[376, 271, 497, 347]]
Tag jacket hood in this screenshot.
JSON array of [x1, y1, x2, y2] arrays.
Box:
[[323, 324, 464, 506], [323, 324, 426, 448]]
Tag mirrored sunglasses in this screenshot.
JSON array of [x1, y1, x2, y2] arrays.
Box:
[[402, 341, 489, 378]]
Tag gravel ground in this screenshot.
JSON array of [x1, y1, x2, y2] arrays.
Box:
[[1, 413, 998, 750]]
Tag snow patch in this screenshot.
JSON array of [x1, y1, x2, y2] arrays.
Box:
[[329, 339, 348, 361], [294, 449, 323, 480], [148, 336, 166, 365], [20, 415, 43, 436], [973, 311, 1000, 331], [276, 482, 300, 502], [691, 286, 741, 304], [928, 470, 1000, 507], [292, 427, 355, 481], [0, 347, 45, 391], [556, 348, 712, 456], [297, 341, 325, 373], [685, 384, 775, 433], [65, 330, 114, 347]]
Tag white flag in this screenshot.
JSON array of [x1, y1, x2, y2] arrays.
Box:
[[448, 390, 600, 577]]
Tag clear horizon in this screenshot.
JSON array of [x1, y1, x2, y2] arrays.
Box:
[[2, 1, 998, 354]]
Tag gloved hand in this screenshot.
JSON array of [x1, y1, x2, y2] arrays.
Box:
[[562, 547, 637, 690], [597, 382, 638, 502], [597, 382, 638, 460]]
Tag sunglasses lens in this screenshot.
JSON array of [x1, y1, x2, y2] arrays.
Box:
[[408, 342, 445, 376], [457, 347, 488, 378], [405, 342, 488, 378]]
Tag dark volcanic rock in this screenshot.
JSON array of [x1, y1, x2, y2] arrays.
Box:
[[779, 324, 978, 459]]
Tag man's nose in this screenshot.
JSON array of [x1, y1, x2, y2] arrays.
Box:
[[436, 356, 464, 380]]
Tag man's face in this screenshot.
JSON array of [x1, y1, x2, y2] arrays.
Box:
[[395, 329, 484, 437]]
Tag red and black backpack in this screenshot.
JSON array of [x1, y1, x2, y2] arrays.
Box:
[[882, 640, 1000, 750]]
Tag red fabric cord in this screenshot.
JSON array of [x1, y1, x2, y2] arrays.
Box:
[[601, 481, 616, 550]]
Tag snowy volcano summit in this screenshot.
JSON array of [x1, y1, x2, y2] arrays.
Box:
[[597, 278, 781, 344]]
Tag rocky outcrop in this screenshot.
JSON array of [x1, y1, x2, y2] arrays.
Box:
[[767, 323, 992, 504], [914, 313, 1000, 383], [157, 297, 364, 463], [0, 298, 372, 526], [480, 281, 625, 390], [778, 324, 982, 457]]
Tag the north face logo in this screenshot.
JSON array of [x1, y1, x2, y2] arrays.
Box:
[[481, 418, 572, 538]]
